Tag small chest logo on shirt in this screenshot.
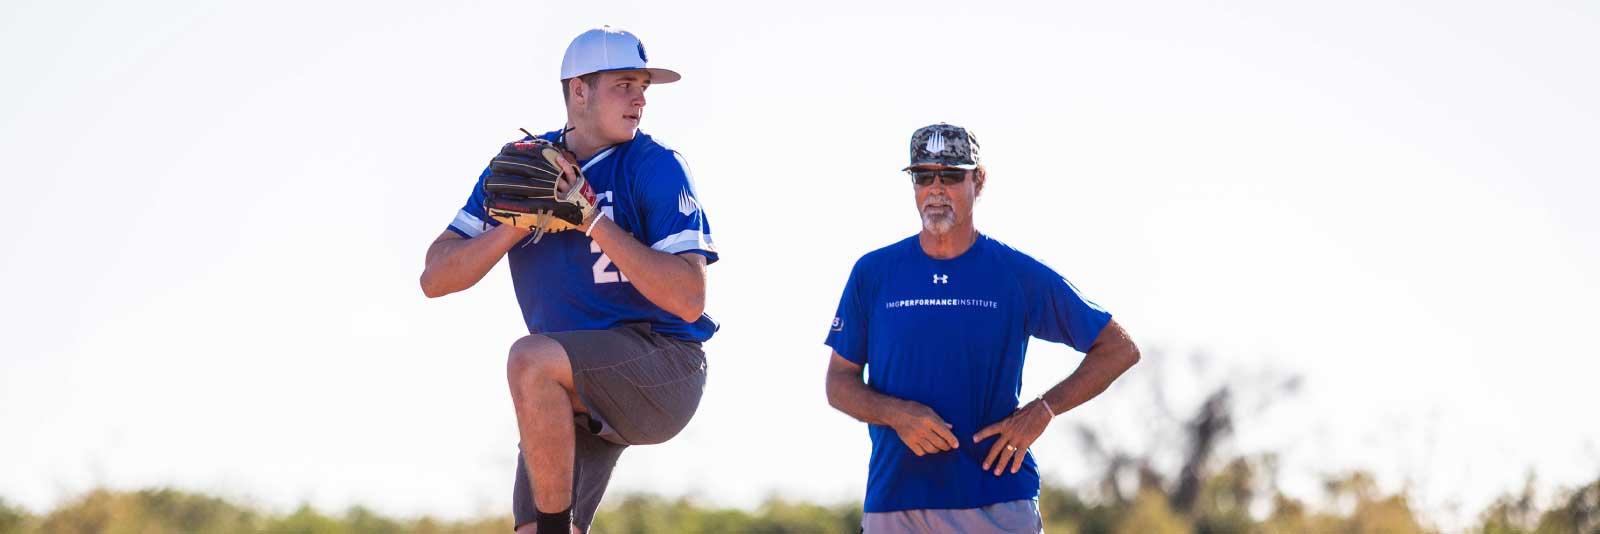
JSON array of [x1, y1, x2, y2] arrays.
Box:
[[932, 274, 948, 284]]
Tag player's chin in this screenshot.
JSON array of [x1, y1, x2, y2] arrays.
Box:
[[609, 120, 639, 140]]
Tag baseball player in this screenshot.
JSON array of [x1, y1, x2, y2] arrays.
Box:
[[420, 27, 717, 534], [824, 123, 1140, 533]]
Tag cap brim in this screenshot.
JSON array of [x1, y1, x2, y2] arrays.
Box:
[[589, 66, 680, 84], [645, 68, 681, 84]]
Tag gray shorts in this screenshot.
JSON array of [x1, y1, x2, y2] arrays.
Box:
[[861, 499, 1043, 534], [512, 323, 707, 531]]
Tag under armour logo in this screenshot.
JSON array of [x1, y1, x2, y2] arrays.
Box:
[[925, 134, 946, 155], [932, 274, 948, 284]]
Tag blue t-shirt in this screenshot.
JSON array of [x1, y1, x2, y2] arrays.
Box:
[[448, 129, 719, 342], [824, 234, 1110, 513]]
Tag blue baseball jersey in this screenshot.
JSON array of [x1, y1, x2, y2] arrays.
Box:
[[448, 129, 718, 342], [824, 234, 1111, 513]]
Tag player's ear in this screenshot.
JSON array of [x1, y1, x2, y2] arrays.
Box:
[[568, 77, 587, 104], [973, 167, 986, 196]]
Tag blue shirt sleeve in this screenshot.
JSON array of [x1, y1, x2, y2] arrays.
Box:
[[825, 258, 871, 365], [1020, 257, 1112, 353], [446, 164, 497, 238], [632, 150, 718, 263]]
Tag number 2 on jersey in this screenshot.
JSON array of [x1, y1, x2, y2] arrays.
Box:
[[590, 192, 628, 284]]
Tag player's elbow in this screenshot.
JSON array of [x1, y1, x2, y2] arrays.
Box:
[[672, 298, 704, 323], [669, 283, 705, 322], [419, 271, 452, 298]]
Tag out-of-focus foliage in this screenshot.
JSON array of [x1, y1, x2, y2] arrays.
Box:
[[35, 489, 256, 534], [7, 351, 1596, 533], [4, 473, 1599, 533], [588, 494, 861, 534], [1479, 476, 1600, 534], [1, 497, 32, 534], [10, 488, 509, 534]]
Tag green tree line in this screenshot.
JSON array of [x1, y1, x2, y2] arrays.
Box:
[[7, 358, 1592, 533], [1, 469, 1595, 534]]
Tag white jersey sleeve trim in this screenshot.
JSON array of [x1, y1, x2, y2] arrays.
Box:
[[581, 147, 615, 173], [450, 209, 490, 238], [651, 228, 717, 255]]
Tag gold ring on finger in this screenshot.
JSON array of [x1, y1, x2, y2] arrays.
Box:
[[1005, 444, 1017, 452]]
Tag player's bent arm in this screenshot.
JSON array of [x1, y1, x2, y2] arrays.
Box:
[[419, 226, 530, 298], [586, 216, 706, 322], [1036, 319, 1140, 417]]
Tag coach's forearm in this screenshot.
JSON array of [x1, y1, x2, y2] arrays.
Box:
[[1041, 319, 1140, 415], [588, 217, 706, 322], [826, 370, 913, 427], [420, 225, 528, 298]]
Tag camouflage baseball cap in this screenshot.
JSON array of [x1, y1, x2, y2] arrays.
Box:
[[903, 123, 980, 170]]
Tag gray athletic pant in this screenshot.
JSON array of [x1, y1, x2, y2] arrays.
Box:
[[861, 499, 1044, 534], [511, 323, 707, 531]]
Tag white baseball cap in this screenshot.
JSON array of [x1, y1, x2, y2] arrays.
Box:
[[560, 26, 681, 84]]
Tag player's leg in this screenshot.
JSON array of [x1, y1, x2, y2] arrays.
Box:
[[512, 431, 626, 534], [506, 335, 585, 519], [569, 427, 627, 532], [513, 323, 704, 532]]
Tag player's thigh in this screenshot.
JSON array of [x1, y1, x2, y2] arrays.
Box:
[[546, 323, 707, 446]]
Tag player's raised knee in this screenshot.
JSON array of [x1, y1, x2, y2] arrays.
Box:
[[506, 335, 568, 383]]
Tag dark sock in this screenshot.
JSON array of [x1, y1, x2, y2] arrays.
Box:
[[534, 507, 572, 534]]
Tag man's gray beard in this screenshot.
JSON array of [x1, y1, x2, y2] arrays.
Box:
[[922, 212, 956, 234]]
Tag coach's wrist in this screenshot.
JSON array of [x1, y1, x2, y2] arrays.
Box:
[[1032, 395, 1057, 421], [882, 399, 910, 428], [884, 399, 922, 428]]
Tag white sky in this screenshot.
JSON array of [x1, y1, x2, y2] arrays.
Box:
[[2, 0, 1596, 530]]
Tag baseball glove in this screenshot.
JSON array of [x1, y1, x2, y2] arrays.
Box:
[[482, 135, 598, 244]]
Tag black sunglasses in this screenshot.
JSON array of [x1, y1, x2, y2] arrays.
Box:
[[908, 169, 968, 186]]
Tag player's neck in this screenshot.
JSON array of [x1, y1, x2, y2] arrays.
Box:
[[918, 225, 979, 260], [560, 123, 629, 161]]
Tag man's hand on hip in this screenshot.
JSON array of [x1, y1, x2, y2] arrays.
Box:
[[973, 400, 1053, 476], [887, 401, 960, 457]]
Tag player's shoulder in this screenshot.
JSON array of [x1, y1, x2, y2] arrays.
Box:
[[620, 131, 680, 165], [619, 132, 700, 197]]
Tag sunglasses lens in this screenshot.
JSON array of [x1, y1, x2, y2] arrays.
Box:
[[909, 169, 967, 186]]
